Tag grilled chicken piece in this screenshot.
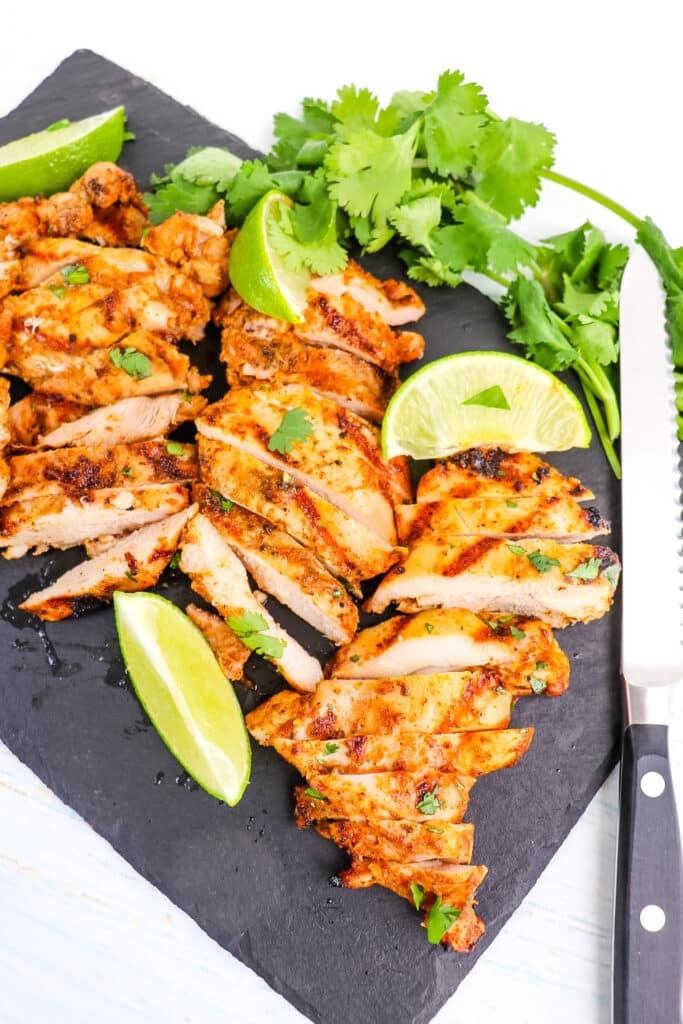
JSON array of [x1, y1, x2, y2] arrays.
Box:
[[7, 393, 89, 447], [309, 818, 474, 864], [328, 607, 569, 696], [4, 440, 197, 504], [297, 769, 475, 822], [0, 483, 190, 558], [37, 393, 206, 449], [366, 537, 620, 626], [218, 307, 397, 424], [179, 511, 322, 691], [197, 384, 398, 544], [195, 484, 358, 645], [298, 291, 424, 373], [19, 505, 196, 621], [8, 331, 210, 405], [397, 494, 610, 544], [417, 449, 594, 503], [0, 377, 9, 498], [310, 260, 426, 326], [246, 670, 513, 744], [340, 859, 487, 952], [142, 204, 231, 297], [198, 437, 399, 592], [272, 727, 533, 777], [185, 603, 250, 683], [0, 162, 148, 251]]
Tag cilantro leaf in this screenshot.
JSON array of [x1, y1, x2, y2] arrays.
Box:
[[410, 882, 425, 911], [109, 347, 152, 380], [304, 787, 328, 802], [527, 550, 561, 574], [389, 195, 442, 253], [566, 557, 602, 580], [462, 384, 510, 410], [226, 612, 286, 660], [426, 896, 461, 944], [332, 85, 380, 131], [529, 676, 548, 695], [416, 785, 442, 815], [504, 276, 578, 373], [165, 441, 185, 456], [225, 160, 304, 224], [208, 488, 234, 513], [269, 98, 336, 170], [268, 408, 314, 455], [423, 69, 489, 178], [145, 147, 242, 224], [268, 170, 347, 275], [474, 117, 556, 220], [61, 263, 90, 285]]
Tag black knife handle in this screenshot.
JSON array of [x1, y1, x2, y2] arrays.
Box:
[[613, 723, 683, 1023]]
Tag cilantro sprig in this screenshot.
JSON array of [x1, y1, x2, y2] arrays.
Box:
[[268, 407, 314, 455], [147, 67, 683, 474], [226, 611, 286, 660]]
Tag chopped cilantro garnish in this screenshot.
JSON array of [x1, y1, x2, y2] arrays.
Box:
[[416, 785, 442, 815], [349, 654, 361, 663], [324, 742, 340, 756], [506, 499, 518, 508], [527, 550, 561, 574], [507, 543, 527, 556], [268, 407, 314, 455], [424, 622, 434, 633], [509, 625, 526, 640], [48, 284, 65, 299], [535, 660, 548, 671], [410, 882, 425, 911], [169, 552, 181, 570], [208, 488, 234, 513], [566, 557, 602, 580], [47, 118, 70, 131], [426, 826, 444, 835], [602, 563, 620, 588], [461, 384, 510, 410], [166, 441, 185, 456], [109, 346, 152, 380], [304, 787, 328, 802], [529, 676, 548, 695], [227, 611, 286, 660], [121, 465, 133, 477], [426, 896, 461, 945], [61, 263, 90, 285]]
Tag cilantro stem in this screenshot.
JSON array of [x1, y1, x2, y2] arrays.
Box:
[[540, 169, 642, 231], [576, 367, 622, 478], [576, 357, 621, 440]]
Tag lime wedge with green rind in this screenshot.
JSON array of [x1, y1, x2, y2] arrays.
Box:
[[113, 591, 251, 805]]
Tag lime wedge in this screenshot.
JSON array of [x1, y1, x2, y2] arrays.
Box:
[[113, 591, 251, 805], [381, 350, 591, 460], [0, 107, 127, 202], [228, 189, 310, 323]]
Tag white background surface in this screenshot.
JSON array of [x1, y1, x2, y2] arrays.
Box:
[[1, 3, 682, 1022]]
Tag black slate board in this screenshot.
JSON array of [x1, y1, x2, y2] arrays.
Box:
[[0, 50, 622, 1024]]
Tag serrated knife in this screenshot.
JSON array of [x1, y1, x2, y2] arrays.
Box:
[[614, 246, 683, 1023]]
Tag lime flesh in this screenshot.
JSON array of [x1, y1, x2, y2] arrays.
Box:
[[228, 189, 310, 323], [381, 350, 591, 460], [0, 107, 127, 201], [113, 591, 251, 805]]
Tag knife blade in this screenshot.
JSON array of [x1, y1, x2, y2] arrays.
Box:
[[614, 245, 683, 1024]]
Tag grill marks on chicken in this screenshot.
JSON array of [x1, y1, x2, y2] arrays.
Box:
[[417, 449, 594, 503], [310, 259, 427, 326]]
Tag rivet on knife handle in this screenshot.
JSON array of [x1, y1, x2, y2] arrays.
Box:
[[613, 722, 683, 1023]]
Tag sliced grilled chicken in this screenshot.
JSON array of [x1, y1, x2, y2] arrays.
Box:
[[19, 505, 196, 621], [366, 537, 620, 626], [397, 494, 610, 544], [4, 440, 198, 503], [196, 484, 358, 645], [246, 670, 513, 744], [218, 312, 397, 424], [417, 449, 594, 503], [310, 260, 426, 326], [327, 607, 569, 696], [178, 511, 322, 691], [38, 393, 206, 449], [142, 204, 232, 298], [196, 384, 398, 544], [309, 819, 474, 864], [185, 604, 250, 683], [339, 859, 487, 952], [298, 291, 424, 373], [0, 162, 148, 250], [297, 769, 475, 822], [271, 727, 533, 777], [0, 483, 190, 558], [7, 331, 210, 405], [0, 377, 9, 499], [198, 437, 399, 592], [7, 393, 89, 447]]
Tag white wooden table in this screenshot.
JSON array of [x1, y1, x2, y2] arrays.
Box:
[[2, 5, 682, 1021]]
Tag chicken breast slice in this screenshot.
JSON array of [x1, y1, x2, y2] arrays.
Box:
[[195, 484, 358, 645], [19, 505, 196, 621], [7, 393, 90, 447], [142, 204, 231, 298], [309, 818, 474, 865], [297, 291, 424, 373], [0, 483, 190, 557], [178, 511, 322, 692], [396, 494, 610, 544], [198, 437, 399, 592], [245, 670, 512, 743], [297, 769, 475, 822], [196, 384, 398, 544], [185, 604, 250, 683], [0, 377, 9, 500], [38, 393, 206, 449], [5, 440, 198, 503], [417, 449, 594, 502], [310, 260, 426, 326], [327, 607, 569, 696], [271, 727, 533, 777], [365, 537, 620, 626]]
